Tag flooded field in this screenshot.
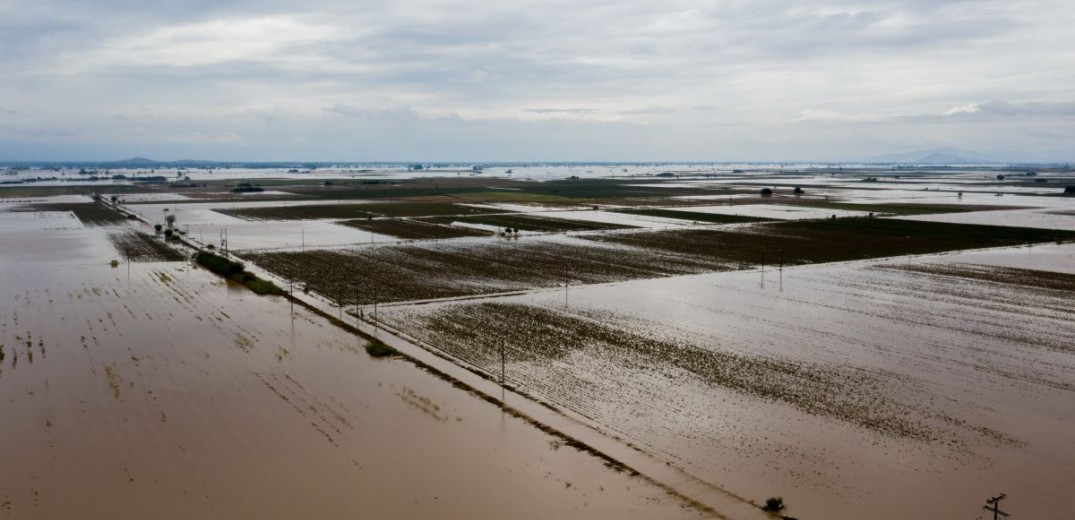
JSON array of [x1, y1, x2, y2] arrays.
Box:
[[0, 197, 714, 520], [376, 246, 1075, 520], [3, 166, 1073, 520]]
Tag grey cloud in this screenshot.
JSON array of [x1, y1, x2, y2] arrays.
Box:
[[957, 100, 1075, 117], [619, 106, 677, 115], [523, 108, 596, 114], [0, 0, 1073, 161]]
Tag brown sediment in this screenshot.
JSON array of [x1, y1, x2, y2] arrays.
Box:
[[281, 292, 728, 516], [0, 213, 713, 520]]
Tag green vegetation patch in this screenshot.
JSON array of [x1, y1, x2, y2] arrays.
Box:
[[338, 218, 491, 239], [11, 202, 128, 225], [610, 207, 774, 224], [194, 251, 283, 295], [425, 213, 637, 232], [217, 202, 507, 220]]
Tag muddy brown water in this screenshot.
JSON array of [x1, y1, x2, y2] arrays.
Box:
[[378, 245, 1075, 520], [0, 204, 708, 519]]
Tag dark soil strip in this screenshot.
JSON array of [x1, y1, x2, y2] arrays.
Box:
[[609, 208, 774, 224], [883, 263, 1075, 293], [425, 213, 637, 232], [247, 240, 717, 306], [217, 202, 507, 220], [338, 218, 491, 239], [586, 218, 1075, 267], [107, 232, 186, 262], [783, 201, 1022, 215], [12, 202, 128, 225]]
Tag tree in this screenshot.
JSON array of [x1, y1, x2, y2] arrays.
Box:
[[763, 497, 785, 513], [793, 186, 804, 194], [1065, 186, 1075, 195], [760, 188, 774, 196]]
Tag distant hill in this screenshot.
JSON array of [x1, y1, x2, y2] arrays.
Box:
[[112, 157, 163, 167], [105, 158, 222, 167], [866, 148, 999, 164]]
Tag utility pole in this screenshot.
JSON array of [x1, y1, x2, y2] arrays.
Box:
[[779, 249, 784, 292], [353, 282, 360, 328], [564, 277, 569, 308], [337, 284, 343, 320], [983, 494, 1009, 520], [500, 339, 506, 385], [760, 248, 766, 288], [288, 278, 294, 317]]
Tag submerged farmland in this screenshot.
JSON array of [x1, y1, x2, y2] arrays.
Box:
[[227, 169, 1075, 520], [0, 194, 713, 520], [4, 166, 1075, 520]]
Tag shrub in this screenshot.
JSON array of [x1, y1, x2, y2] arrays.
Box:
[[763, 497, 786, 513], [1065, 186, 1075, 195], [241, 277, 284, 295], [760, 188, 774, 196], [195, 251, 246, 277], [365, 340, 397, 358], [194, 251, 283, 295]]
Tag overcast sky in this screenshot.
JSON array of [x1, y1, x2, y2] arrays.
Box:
[[1, 0, 1073, 162]]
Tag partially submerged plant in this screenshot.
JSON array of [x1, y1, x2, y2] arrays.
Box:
[[763, 497, 786, 513], [365, 340, 397, 358]]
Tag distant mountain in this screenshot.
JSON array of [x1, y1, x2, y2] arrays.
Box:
[[865, 148, 1000, 164], [112, 157, 163, 166]]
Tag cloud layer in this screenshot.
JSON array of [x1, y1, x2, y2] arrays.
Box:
[[1, 0, 1073, 161]]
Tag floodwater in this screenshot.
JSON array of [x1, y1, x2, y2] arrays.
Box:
[[652, 203, 872, 220], [897, 207, 1075, 230], [538, 210, 695, 230], [5, 168, 1072, 520], [379, 245, 1075, 520], [124, 200, 393, 251], [0, 198, 708, 520]]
